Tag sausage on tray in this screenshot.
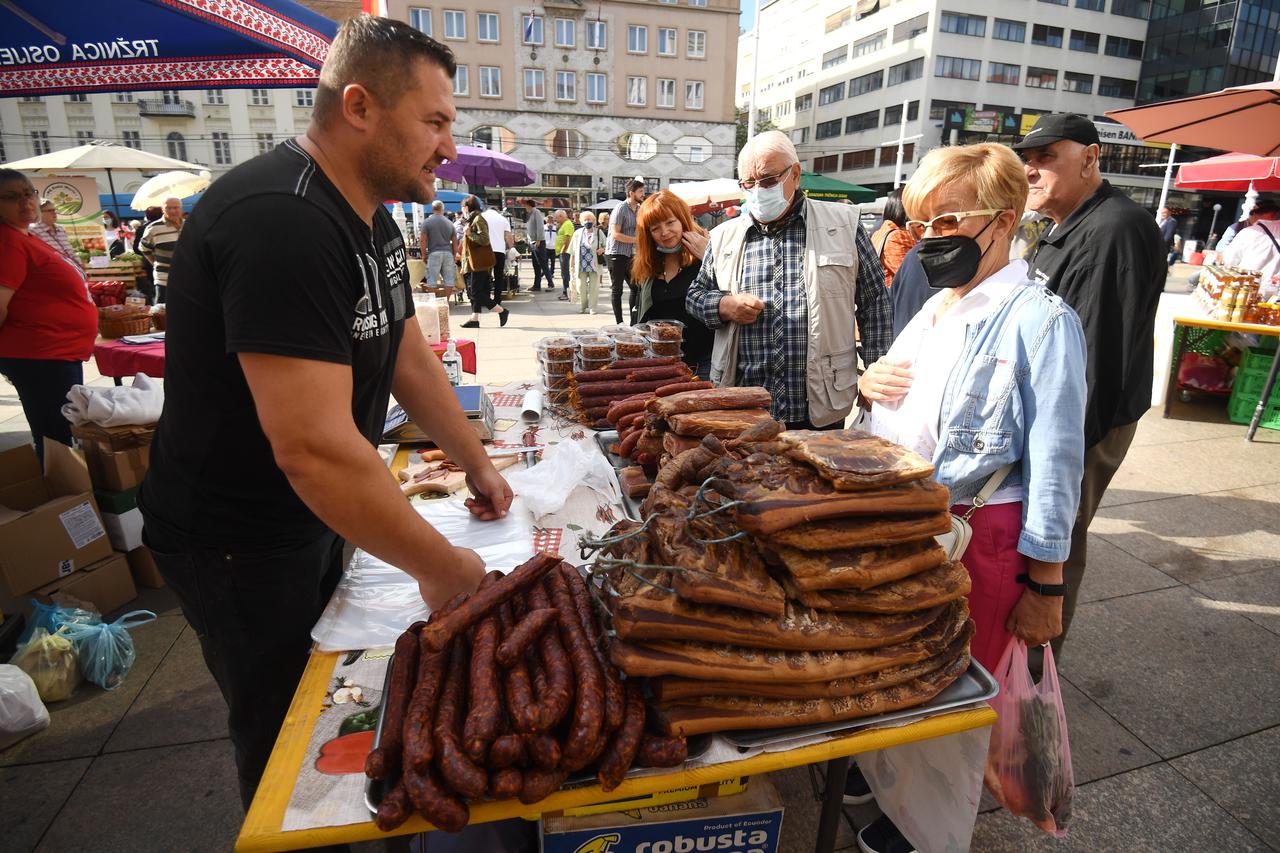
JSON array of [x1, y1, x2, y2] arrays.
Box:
[[490, 767, 524, 801], [558, 563, 624, 733], [519, 768, 568, 805], [634, 732, 690, 768], [374, 779, 413, 832], [607, 397, 652, 424], [419, 553, 560, 652], [618, 429, 642, 458], [495, 608, 559, 668], [365, 621, 423, 780], [435, 640, 489, 801], [625, 365, 693, 383], [656, 380, 715, 397], [606, 357, 678, 371], [403, 596, 467, 772], [523, 732, 562, 769], [597, 681, 647, 792], [547, 569, 604, 771], [497, 601, 539, 733], [526, 581, 574, 731], [488, 733, 527, 768], [403, 764, 469, 833], [462, 573, 504, 763]]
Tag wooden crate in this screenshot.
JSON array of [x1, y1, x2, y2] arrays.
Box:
[[85, 263, 137, 288]]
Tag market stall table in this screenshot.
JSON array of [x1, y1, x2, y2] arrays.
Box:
[[1164, 311, 1280, 441], [92, 337, 478, 384]]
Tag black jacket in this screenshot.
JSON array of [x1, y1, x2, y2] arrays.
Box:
[[889, 244, 934, 340], [1028, 181, 1165, 447]]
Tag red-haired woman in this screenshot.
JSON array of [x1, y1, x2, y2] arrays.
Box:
[[634, 191, 713, 379]]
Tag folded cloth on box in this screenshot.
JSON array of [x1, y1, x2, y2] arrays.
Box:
[[62, 373, 164, 427]]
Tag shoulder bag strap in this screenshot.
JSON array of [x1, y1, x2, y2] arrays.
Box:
[[959, 462, 1016, 521], [1258, 222, 1280, 255]]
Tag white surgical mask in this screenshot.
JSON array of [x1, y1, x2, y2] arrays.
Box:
[[745, 183, 790, 223]]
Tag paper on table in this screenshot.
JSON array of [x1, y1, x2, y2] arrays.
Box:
[[310, 496, 535, 652], [520, 389, 543, 423]]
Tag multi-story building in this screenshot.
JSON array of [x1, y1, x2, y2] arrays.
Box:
[[0, 87, 319, 203], [1138, 0, 1279, 104], [737, 0, 1172, 206], [385, 0, 740, 205]]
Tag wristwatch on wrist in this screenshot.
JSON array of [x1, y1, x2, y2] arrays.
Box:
[[1016, 573, 1067, 597]]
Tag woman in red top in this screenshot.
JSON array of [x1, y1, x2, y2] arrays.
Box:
[[0, 169, 99, 461]]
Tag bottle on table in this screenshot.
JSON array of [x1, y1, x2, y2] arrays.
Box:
[[442, 339, 463, 386]]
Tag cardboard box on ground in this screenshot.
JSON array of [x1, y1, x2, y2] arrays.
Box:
[[541, 776, 784, 853]]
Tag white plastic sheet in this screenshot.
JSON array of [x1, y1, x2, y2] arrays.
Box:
[[310, 496, 534, 652], [505, 437, 621, 519]]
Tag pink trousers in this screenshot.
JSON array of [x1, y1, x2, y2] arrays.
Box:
[[954, 501, 1029, 672]]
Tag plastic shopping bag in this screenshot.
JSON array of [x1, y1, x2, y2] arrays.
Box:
[[19, 599, 101, 646], [9, 629, 82, 702], [60, 610, 156, 691], [983, 638, 1074, 837], [0, 664, 50, 750]]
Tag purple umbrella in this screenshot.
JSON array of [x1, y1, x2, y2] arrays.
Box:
[[434, 145, 536, 187]]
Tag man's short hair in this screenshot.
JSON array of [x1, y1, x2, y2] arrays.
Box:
[[314, 15, 457, 126], [903, 143, 1028, 221], [737, 130, 799, 177], [626, 179, 645, 194], [1252, 199, 1279, 217], [432, 200, 444, 212]]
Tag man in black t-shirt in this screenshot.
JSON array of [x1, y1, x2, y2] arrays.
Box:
[[138, 17, 512, 808]]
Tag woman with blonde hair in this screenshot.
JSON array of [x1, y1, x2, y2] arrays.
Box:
[[850, 142, 1088, 853], [633, 191, 711, 378], [567, 210, 606, 314]]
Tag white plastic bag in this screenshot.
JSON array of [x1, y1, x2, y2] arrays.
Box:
[[0, 664, 50, 750], [505, 437, 622, 519]]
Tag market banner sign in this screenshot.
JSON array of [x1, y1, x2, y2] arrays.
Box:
[[1092, 119, 1172, 150], [0, 0, 336, 97]]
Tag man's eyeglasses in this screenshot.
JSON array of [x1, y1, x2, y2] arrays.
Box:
[[738, 166, 794, 191], [905, 208, 1003, 239], [0, 188, 39, 203]]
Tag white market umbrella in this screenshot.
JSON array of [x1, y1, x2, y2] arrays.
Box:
[[131, 170, 212, 209], [2, 140, 204, 217], [667, 178, 744, 215]]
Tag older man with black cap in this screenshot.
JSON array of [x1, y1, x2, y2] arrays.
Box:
[[1013, 113, 1165, 658]]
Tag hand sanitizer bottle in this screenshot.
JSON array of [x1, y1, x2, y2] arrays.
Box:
[[442, 339, 463, 386]]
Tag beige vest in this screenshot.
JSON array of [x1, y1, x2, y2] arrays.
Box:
[[707, 197, 862, 427]]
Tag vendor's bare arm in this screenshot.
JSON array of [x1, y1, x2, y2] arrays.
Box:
[[239, 351, 484, 607], [391, 316, 513, 519]]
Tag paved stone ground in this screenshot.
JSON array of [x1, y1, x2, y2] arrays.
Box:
[[2, 263, 1277, 852]]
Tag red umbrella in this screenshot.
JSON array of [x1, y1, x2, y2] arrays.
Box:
[[1106, 80, 1280, 157], [1174, 153, 1280, 193]]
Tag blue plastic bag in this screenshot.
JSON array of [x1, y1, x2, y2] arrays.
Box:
[[18, 600, 101, 645], [59, 611, 156, 691]]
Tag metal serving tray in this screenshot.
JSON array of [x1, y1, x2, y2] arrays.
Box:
[[363, 652, 711, 815], [719, 659, 999, 751], [594, 429, 647, 521]]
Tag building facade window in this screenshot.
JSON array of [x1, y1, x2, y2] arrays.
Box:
[[818, 82, 845, 105], [544, 173, 592, 188], [205, 90, 225, 105], [987, 61, 1020, 84], [479, 66, 501, 97], [1111, 0, 1150, 18], [815, 118, 842, 139], [409, 7, 432, 36], [1104, 35, 1144, 59], [1063, 71, 1093, 93], [522, 14, 543, 45], [849, 69, 883, 96], [454, 65, 469, 95], [113, 92, 135, 103], [795, 93, 812, 111], [1099, 76, 1136, 98], [1032, 24, 1063, 48], [1070, 30, 1100, 52], [444, 9, 465, 39], [587, 20, 606, 49], [658, 28, 677, 56], [121, 131, 140, 149], [1040, 0, 1067, 5], [295, 90, 314, 107], [67, 93, 88, 103], [685, 80, 705, 109], [586, 72, 607, 103], [936, 56, 981, 80], [825, 8, 852, 32], [879, 143, 915, 166], [993, 19, 1025, 42], [1025, 67, 1058, 88], [929, 99, 975, 120], [883, 101, 920, 124], [657, 78, 676, 107], [888, 57, 924, 85], [940, 12, 986, 37], [555, 70, 576, 101], [853, 30, 886, 56], [846, 110, 879, 133], [793, 127, 809, 144], [1076, 0, 1105, 9], [687, 30, 706, 57], [628, 25, 648, 53], [547, 129, 586, 158], [477, 12, 498, 41], [250, 89, 270, 105], [893, 13, 928, 42], [688, 0, 707, 6], [618, 132, 658, 160], [842, 149, 876, 170], [674, 135, 712, 163], [813, 154, 839, 173], [822, 46, 848, 69], [74, 130, 93, 143], [627, 76, 647, 106], [212, 132, 231, 165], [256, 133, 274, 155], [525, 68, 546, 99], [164, 132, 186, 160], [555, 18, 575, 47]]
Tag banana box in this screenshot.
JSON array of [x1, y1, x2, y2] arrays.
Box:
[[540, 775, 782, 853]]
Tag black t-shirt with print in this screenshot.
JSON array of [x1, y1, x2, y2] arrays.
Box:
[[139, 140, 412, 549]]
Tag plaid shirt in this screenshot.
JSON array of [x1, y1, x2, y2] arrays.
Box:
[[687, 199, 892, 424]]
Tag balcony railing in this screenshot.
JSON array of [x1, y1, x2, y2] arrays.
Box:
[[137, 99, 196, 118]]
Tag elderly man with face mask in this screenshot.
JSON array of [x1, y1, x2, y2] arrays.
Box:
[[1013, 113, 1165, 658], [685, 131, 892, 429]]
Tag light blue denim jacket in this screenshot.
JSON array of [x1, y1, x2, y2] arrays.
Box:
[[931, 279, 1087, 563]]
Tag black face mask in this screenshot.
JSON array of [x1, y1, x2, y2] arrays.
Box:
[[917, 214, 1000, 289]]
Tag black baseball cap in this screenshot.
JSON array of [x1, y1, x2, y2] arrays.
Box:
[[1011, 113, 1100, 150]]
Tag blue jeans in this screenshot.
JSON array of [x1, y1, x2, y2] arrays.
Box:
[[560, 252, 571, 294], [426, 249, 456, 287], [0, 357, 82, 462]]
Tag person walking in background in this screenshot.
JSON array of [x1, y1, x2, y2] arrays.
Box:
[[545, 213, 558, 282], [481, 201, 513, 298], [569, 210, 606, 314], [100, 209, 124, 257], [521, 198, 553, 292], [140, 196, 185, 303], [554, 209, 574, 301], [869, 189, 915, 288], [634, 190, 713, 378], [0, 170, 98, 462], [1157, 207, 1179, 268], [419, 199, 458, 290], [460, 195, 510, 328], [607, 178, 647, 323], [30, 197, 79, 268]]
